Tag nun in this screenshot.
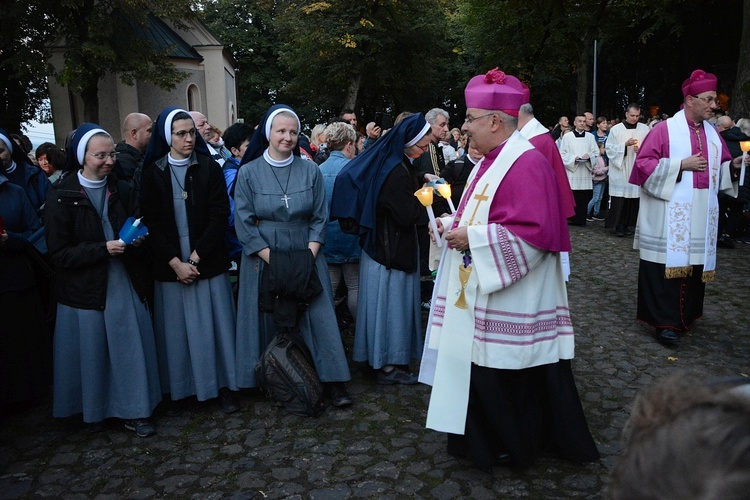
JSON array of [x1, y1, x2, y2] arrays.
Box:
[[0, 128, 51, 213], [44, 124, 161, 436], [233, 104, 352, 407], [140, 108, 239, 414], [330, 113, 432, 385]]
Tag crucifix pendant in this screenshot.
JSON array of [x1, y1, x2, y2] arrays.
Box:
[[281, 194, 291, 209], [181, 191, 188, 200]]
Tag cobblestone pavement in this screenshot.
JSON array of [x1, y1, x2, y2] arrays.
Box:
[[2, 222, 749, 499]]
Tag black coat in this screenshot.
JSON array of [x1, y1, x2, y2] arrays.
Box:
[[140, 152, 230, 282], [44, 172, 149, 310], [371, 159, 421, 273]]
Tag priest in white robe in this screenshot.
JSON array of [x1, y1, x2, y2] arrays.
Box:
[[630, 69, 745, 347], [560, 115, 600, 226], [420, 68, 599, 469], [605, 103, 650, 236]]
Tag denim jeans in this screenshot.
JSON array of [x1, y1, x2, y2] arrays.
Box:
[[587, 181, 605, 216]]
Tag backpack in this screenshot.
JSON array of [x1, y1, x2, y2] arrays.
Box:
[[254, 330, 327, 417]]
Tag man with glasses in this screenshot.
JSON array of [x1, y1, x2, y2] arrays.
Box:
[[420, 69, 599, 469], [630, 69, 747, 347], [414, 108, 451, 310]]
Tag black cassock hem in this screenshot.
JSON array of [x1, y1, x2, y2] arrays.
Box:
[[446, 360, 600, 469]]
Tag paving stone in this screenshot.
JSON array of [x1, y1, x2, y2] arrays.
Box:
[[2, 227, 749, 497]]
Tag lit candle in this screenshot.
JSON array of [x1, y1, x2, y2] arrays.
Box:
[[435, 182, 456, 214], [414, 187, 442, 247], [740, 141, 750, 187]]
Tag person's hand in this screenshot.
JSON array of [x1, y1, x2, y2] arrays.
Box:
[[106, 239, 126, 256], [681, 153, 707, 172], [131, 233, 148, 247], [731, 154, 749, 170], [423, 173, 439, 184], [625, 138, 637, 147], [169, 257, 199, 284], [445, 226, 469, 251], [633, 144, 639, 153], [368, 125, 382, 140], [428, 218, 445, 243], [581, 153, 590, 160]]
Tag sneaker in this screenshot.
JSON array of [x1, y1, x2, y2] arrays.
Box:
[[219, 388, 240, 414], [124, 418, 156, 438], [592, 214, 605, 221], [736, 235, 750, 245], [377, 368, 418, 385], [586, 216, 595, 222], [421, 300, 432, 311]]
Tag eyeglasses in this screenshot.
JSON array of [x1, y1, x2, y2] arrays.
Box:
[[413, 142, 430, 152], [464, 112, 495, 124], [87, 152, 119, 160], [172, 129, 196, 138], [691, 95, 719, 105]]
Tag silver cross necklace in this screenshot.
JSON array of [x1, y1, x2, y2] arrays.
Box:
[[269, 164, 292, 209]]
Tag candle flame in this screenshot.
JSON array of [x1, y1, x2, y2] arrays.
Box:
[[414, 187, 434, 206]]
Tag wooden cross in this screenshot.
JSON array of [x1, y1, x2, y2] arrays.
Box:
[[467, 183, 490, 225]]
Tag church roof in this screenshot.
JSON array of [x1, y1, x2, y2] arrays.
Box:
[[132, 14, 204, 62]]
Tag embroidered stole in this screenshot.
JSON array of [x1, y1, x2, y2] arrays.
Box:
[[665, 110, 721, 282], [423, 132, 532, 435]]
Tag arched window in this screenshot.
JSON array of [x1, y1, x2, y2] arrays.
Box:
[[187, 84, 200, 111]]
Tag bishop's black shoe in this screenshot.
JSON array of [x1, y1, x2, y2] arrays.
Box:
[[656, 328, 680, 347]]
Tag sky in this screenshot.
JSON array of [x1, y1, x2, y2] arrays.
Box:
[[23, 120, 56, 150]]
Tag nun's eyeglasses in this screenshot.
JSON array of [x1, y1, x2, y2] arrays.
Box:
[[172, 129, 196, 138], [87, 152, 119, 160]]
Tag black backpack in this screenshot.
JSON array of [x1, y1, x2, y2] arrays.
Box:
[[254, 330, 327, 417]]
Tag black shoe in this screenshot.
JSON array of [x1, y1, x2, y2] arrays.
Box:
[[329, 383, 353, 407], [124, 418, 156, 438], [718, 235, 735, 249], [586, 215, 595, 222], [592, 214, 605, 221], [219, 388, 239, 414], [624, 226, 634, 235], [615, 225, 626, 237], [656, 328, 680, 347]]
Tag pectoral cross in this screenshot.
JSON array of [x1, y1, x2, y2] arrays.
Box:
[[281, 194, 291, 209], [467, 183, 490, 225]]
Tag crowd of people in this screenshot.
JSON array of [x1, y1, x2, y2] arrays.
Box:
[[1, 67, 748, 480]]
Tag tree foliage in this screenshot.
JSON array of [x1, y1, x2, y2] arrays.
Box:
[[199, 0, 290, 126], [4, 0, 747, 134], [49, 0, 198, 123], [0, 1, 52, 133]]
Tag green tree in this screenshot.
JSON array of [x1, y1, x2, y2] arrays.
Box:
[[49, 0, 197, 124], [269, 0, 462, 125], [0, 1, 52, 133], [199, 0, 289, 125]]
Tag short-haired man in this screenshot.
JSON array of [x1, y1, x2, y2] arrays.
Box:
[[560, 115, 599, 226], [605, 103, 650, 236], [630, 69, 746, 347], [115, 112, 152, 181], [189, 111, 229, 166], [584, 111, 595, 132], [421, 68, 598, 469], [413, 108, 451, 309], [339, 109, 358, 129]]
